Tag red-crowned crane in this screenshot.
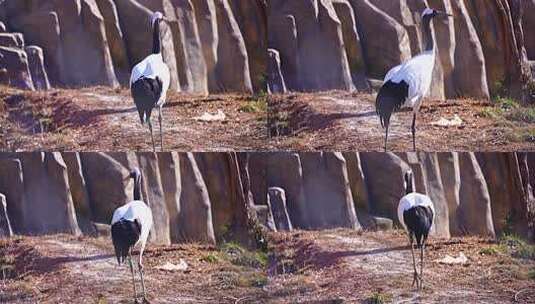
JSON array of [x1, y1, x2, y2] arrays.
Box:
[[130, 11, 170, 152], [397, 170, 434, 290], [376, 8, 453, 151], [111, 168, 153, 303]]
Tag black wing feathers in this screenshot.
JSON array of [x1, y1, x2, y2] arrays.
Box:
[[111, 219, 142, 265], [403, 206, 433, 247], [375, 80, 409, 128], [131, 76, 163, 124]]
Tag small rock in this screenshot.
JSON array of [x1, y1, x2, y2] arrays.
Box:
[[371, 216, 393, 231], [92, 222, 111, 238], [194, 110, 226, 122], [431, 114, 463, 127], [155, 260, 188, 272], [435, 252, 469, 265]]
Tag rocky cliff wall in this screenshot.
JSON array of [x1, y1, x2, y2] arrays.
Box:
[[0, 0, 267, 94], [0, 152, 533, 243], [267, 0, 534, 102]]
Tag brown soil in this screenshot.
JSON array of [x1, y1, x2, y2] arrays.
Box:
[[268, 91, 535, 151], [0, 235, 268, 303], [266, 229, 535, 303], [0, 86, 267, 151]]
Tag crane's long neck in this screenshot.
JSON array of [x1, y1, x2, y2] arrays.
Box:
[[405, 176, 414, 195], [152, 19, 161, 54], [422, 17, 434, 51], [133, 174, 141, 201]]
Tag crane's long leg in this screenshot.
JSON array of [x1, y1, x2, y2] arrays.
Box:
[[409, 235, 419, 288], [411, 112, 417, 151], [158, 106, 164, 151], [148, 120, 155, 152], [411, 112, 416, 152], [138, 246, 148, 302], [420, 240, 425, 290], [384, 123, 390, 152], [128, 252, 138, 302], [138, 261, 147, 302]]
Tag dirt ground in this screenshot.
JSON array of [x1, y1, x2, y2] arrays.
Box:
[[0, 235, 268, 303], [268, 91, 535, 151], [0, 86, 267, 151], [266, 229, 535, 303], [1, 231, 534, 303]]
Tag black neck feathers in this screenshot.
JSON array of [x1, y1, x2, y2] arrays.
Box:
[[131, 169, 142, 201], [421, 14, 434, 51], [152, 18, 162, 54], [405, 171, 414, 195]]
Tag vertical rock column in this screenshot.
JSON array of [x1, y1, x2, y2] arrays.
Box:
[[0, 193, 13, 238], [457, 153, 495, 237]]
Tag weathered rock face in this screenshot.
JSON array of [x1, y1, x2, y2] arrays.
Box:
[[229, 0, 268, 93], [450, 0, 489, 99], [177, 153, 215, 244], [214, 0, 253, 93], [523, 0, 535, 60], [25, 45, 51, 90], [0, 193, 13, 238], [264, 0, 530, 99], [62, 152, 93, 234], [418, 153, 449, 238], [0, 152, 533, 242], [299, 152, 360, 229], [343, 152, 369, 214], [437, 152, 461, 235], [268, 0, 354, 91], [267, 48, 287, 93], [476, 153, 530, 237], [360, 152, 410, 221], [267, 187, 293, 231], [457, 153, 495, 237], [95, 0, 130, 85], [464, 0, 531, 100], [350, 0, 412, 80], [0, 0, 264, 93], [136, 152, 171, 245], [192, 0, 219, 92], [0, 46, 34, 90], [266, 152, 360, 230], [166, 0, 208, 94], [0, 153, 80, 235], [332, 0, 368, 90], [0, 33, 24, 48]]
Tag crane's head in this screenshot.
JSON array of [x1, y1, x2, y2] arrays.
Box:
[[403, 170, 414, 195], [422, 8, 453, 22], [150, 11, 164, 28], [129, 168, 141, 180]]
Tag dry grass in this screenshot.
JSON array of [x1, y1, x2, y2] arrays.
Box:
[[0, 85, 267, 151], [265, 229, 535, 303], [0, 235, 269, 303], [268, 91, 535, 151]]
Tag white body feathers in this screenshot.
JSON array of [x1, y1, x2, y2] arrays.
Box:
[[397, 192, 435, 232], [111, 200, 153, 252], [384, 50, 436, 110], [130, 53, 170, 107]]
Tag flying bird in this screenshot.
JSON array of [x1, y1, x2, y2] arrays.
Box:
[[111, 168, 153, 303], [130, 11, 170, 151], [376, 8, 453, 151], [397, 170, 434, 290]]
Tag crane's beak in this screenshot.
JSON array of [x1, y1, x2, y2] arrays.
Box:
[[437, 11, 454, 18]]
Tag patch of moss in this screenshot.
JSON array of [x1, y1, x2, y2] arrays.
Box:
[[499, 234, 535, 260], [366, 292, 393, 304]]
